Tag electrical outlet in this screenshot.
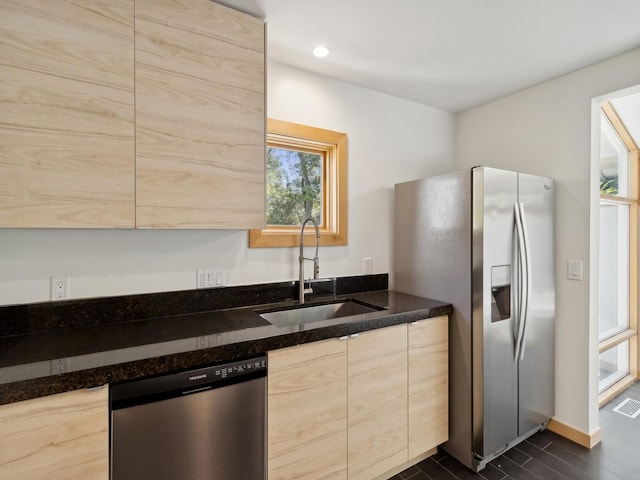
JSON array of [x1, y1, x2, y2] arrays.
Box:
[[197, 268, 226, 288], [50, 276, 70, 300], [197, 269, 212, 289]]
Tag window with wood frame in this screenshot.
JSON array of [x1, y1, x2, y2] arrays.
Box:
[[249, 119, 347, 248], [598, 101, 639, 405]]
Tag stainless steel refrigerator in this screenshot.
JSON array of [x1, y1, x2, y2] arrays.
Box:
[[393, 166, 555, 472]]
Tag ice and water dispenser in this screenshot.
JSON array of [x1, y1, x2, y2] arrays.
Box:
[[491, 265, 511, 322]]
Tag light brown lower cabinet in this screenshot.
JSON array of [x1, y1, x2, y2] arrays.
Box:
[[268, 337, 348, 480], [0, 386, 109, 480], [408, 316, 449, 458], [348, 324, 408, 480], [267, 316, 449, 480]]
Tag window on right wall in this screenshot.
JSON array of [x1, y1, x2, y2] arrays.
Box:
[[249, 119, 348, 248], [598, 100, 639, 403]]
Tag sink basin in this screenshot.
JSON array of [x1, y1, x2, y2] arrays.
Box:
[[260, 299, 385, 328]]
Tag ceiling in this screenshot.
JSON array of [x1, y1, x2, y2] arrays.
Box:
[[219, 0, 640, 113]]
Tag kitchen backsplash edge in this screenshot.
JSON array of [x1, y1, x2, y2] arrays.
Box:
[[0, 274, 389, 337]]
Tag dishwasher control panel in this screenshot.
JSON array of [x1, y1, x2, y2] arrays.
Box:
[[111, 355, 267, 409], [204, 357, 267, 381]]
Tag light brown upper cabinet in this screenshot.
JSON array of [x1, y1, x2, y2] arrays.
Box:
[[135, 0, 266, 229], [1, 0, 265, 230], [0, 0, 136, 228]]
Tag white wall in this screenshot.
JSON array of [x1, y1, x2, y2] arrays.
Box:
[[0, 60, 455, 306], [455, 47, 640, 437]]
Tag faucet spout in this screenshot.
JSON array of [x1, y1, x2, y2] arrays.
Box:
[[299, 217, 320, 304]]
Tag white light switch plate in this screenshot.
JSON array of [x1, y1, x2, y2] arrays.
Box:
[[197, 268, 226, 288], [363, 257, 373, 274], [567, 260, 583, 281]]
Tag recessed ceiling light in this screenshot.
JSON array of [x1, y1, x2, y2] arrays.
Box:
[[313, 46, 331, 58]]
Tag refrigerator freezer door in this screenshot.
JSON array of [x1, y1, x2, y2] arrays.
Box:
[[472, 167, 519, 458], [517, 173, 555, 433]]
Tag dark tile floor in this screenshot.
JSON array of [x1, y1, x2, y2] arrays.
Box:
[[390, 382, 640, 480]]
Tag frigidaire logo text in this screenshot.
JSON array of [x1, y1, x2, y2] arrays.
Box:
[[189, 374, 207, 381]]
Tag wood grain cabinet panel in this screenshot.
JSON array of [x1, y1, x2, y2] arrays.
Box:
[[135, 0, 266, 229], [0, 0, 135, 228], [408, 316, 449, 458], [0, 386, 109, 480], [347, 324, 408, 480], [268, 338, 348, 480], [267, 319, 448, 480]]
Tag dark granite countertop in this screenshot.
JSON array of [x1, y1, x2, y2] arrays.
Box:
[[0, 275, 451, 405]]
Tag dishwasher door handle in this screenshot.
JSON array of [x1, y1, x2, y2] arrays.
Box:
[[182, 386, 212, 395]]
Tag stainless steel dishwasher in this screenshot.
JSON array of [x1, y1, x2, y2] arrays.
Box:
[[110, 356, 267, 480]]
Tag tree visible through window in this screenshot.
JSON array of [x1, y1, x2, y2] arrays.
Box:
[[267, 147, 322, 226], [249, 119, 348, 248]]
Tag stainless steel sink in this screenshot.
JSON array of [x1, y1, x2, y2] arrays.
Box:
[[260, 300, 385, 328]]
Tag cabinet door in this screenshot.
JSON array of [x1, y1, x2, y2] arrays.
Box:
[[268, 338, 348, 480], [0, 0, 135, 228], [0, 386, 109, 480], [408, 316, 449, 458], [348, 324, 408, 480], [135, 0, 265, 229]]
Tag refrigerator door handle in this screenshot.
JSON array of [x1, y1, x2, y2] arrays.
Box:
[[519, 202, 533, 360], [514, 202, 532, 361], [514, 202, 529, 361]]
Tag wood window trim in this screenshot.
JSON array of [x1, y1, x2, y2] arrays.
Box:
[[599, 374, 636, 408], [602, 101, 639, 198], [599, 329, 638, 353], [249, 119, 348, 248], [598, 101, 639, 388]]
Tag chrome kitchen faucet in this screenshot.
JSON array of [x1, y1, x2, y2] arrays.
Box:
[[298, 217, 320, 304]]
